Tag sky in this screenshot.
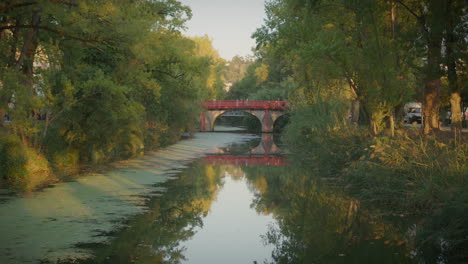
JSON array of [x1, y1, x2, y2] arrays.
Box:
[[179, 0, 267, 61]]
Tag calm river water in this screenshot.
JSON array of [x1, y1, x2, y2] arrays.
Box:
[[0, 131, 417, 264]]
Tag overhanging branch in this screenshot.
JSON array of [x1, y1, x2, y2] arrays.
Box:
[[0, 0, 77, 13], [394, 0, 422, 21], [0, 24, 108, 44], [0, 2, 36, 13]]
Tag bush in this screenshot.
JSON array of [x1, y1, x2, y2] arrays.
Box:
[[0, 131, 55, 191], [346, 135, 468, 213], [284, 101, 368, 175], [416, 188, 468, 263], [0, 133, 28, 189], [284, 103, 468, 260]]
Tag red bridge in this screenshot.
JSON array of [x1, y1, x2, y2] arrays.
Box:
[[200, 100, 289, 133], [202, 100, 288, 110], [204, 155, 287, 166]]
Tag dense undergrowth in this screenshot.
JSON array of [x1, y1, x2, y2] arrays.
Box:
[[0, 126, 184, 192], [284, 104, 468, 263], [0, 130, 56, 191], [1, 1, 228, 192]]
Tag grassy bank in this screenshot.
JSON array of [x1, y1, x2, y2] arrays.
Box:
[[0, 131, 56, 192], [284, 106, 468, 262], [0, 128, 184, 193]]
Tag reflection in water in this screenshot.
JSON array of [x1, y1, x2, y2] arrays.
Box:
[[179, 171, 275, 264], [66, 162, 275, 264], [244, 166, 416, 263], [69, 163, 227, 264], [65, 135, 416, 263], [1, 133, 418, 263], [205, 134, 286, 166], [0, 133, 251, 264]]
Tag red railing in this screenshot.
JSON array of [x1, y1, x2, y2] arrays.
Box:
[[204, 156, 287, 166], [202, 100, 289, 110]]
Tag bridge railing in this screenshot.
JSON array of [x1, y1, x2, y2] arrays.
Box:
[[202, 100, 289, 110], [204, 155, 287, 166]]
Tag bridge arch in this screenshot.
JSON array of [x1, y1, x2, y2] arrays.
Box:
[[213, 110, 262, 132], [272, 113, 290, 133], [202, 109, 287, 133], [208, 134, 282, 156], [200, 100, 289, 133]]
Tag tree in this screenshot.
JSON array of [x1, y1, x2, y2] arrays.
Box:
[[0, 0, 225, 166], [252, 0, 417, 135]]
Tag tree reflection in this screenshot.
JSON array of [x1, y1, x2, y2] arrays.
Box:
[[59, 163, 224, 264], [243, 166, 416, 264], [52, 151, 417, 264]]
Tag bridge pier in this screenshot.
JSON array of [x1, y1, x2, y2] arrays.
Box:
[[199, 100, 288, 133], [200, 109, 285, 133], [201, 110, 225, 132]]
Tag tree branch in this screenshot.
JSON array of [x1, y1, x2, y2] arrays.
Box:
[[394, 0, 421, 20], [0, 2, 36, 13], [47, 0, 77, 7], [0, 24, 108, 44], [153, 69, 185, 80], [0, 0, 77, 12]]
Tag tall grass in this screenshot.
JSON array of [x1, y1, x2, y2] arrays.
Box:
[[0, 131, 55, 191], [283, 100, 468, 262], [345, 134, 467, 211], [0, 132, 28, 189]]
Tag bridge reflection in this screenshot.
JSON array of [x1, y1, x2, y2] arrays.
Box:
[[204, 134, 287, 166], [205, 155, 286, 166]]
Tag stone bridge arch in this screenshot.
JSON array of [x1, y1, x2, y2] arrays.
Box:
[[201, 109, 287, 133], [200, 100, 289, 133]]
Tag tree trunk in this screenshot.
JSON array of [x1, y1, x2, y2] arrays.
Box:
[[389, 110, 395, 137], [423, 79, 441, 135], [7, 16, 22, 68], [0, 16, 7, 42], [446, 0, 462, 142], [16, 10, 41, 77], [14, 11, 41, 144], [0, 108, 5, 127], [450, 93, 462, 141], [351, 100, 360, 124], [422, 0, 445, 135], [422, 39, 443, 135]]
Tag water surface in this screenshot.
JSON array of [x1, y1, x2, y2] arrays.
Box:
[[0, 132, 417, 263], [0, 133, 254, 263]]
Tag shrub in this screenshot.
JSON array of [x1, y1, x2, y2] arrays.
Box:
[[0, 131, 55, 191], [346, 135, 468, 213], [0, 133, 28, 189]]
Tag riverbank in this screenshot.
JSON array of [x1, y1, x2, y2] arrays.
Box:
[[285, 125, 468, 262], [0, 132, 256, 263], [0, 127, 193, 193]]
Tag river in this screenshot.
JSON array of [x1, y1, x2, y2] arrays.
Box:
[[0, 130, 417, 263]]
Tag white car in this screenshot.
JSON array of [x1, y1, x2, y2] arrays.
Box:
[[403, 102, 422, 124]]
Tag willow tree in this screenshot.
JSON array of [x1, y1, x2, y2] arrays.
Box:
[[444, 0, 467, 141], [253, 0, 417, 135], [395, 0, 467, 136], [1, 0, 225, 163]]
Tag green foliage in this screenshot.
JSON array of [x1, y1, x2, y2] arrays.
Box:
[[0, 132, 28, 189], [242, 165, 415, 264], [0, 0, 227, 188], [249, 0, 442, 133], [345, 135, 468, 212], [416, 188, 468, 263], [0, 131, 53, 191], [227, 62, 293, 100], [56, 162, 225, 263], [284, 107, 468, 260], [224, 56, 253, 84]]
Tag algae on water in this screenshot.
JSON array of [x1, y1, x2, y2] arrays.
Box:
[[0, 133, 254, 264]]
